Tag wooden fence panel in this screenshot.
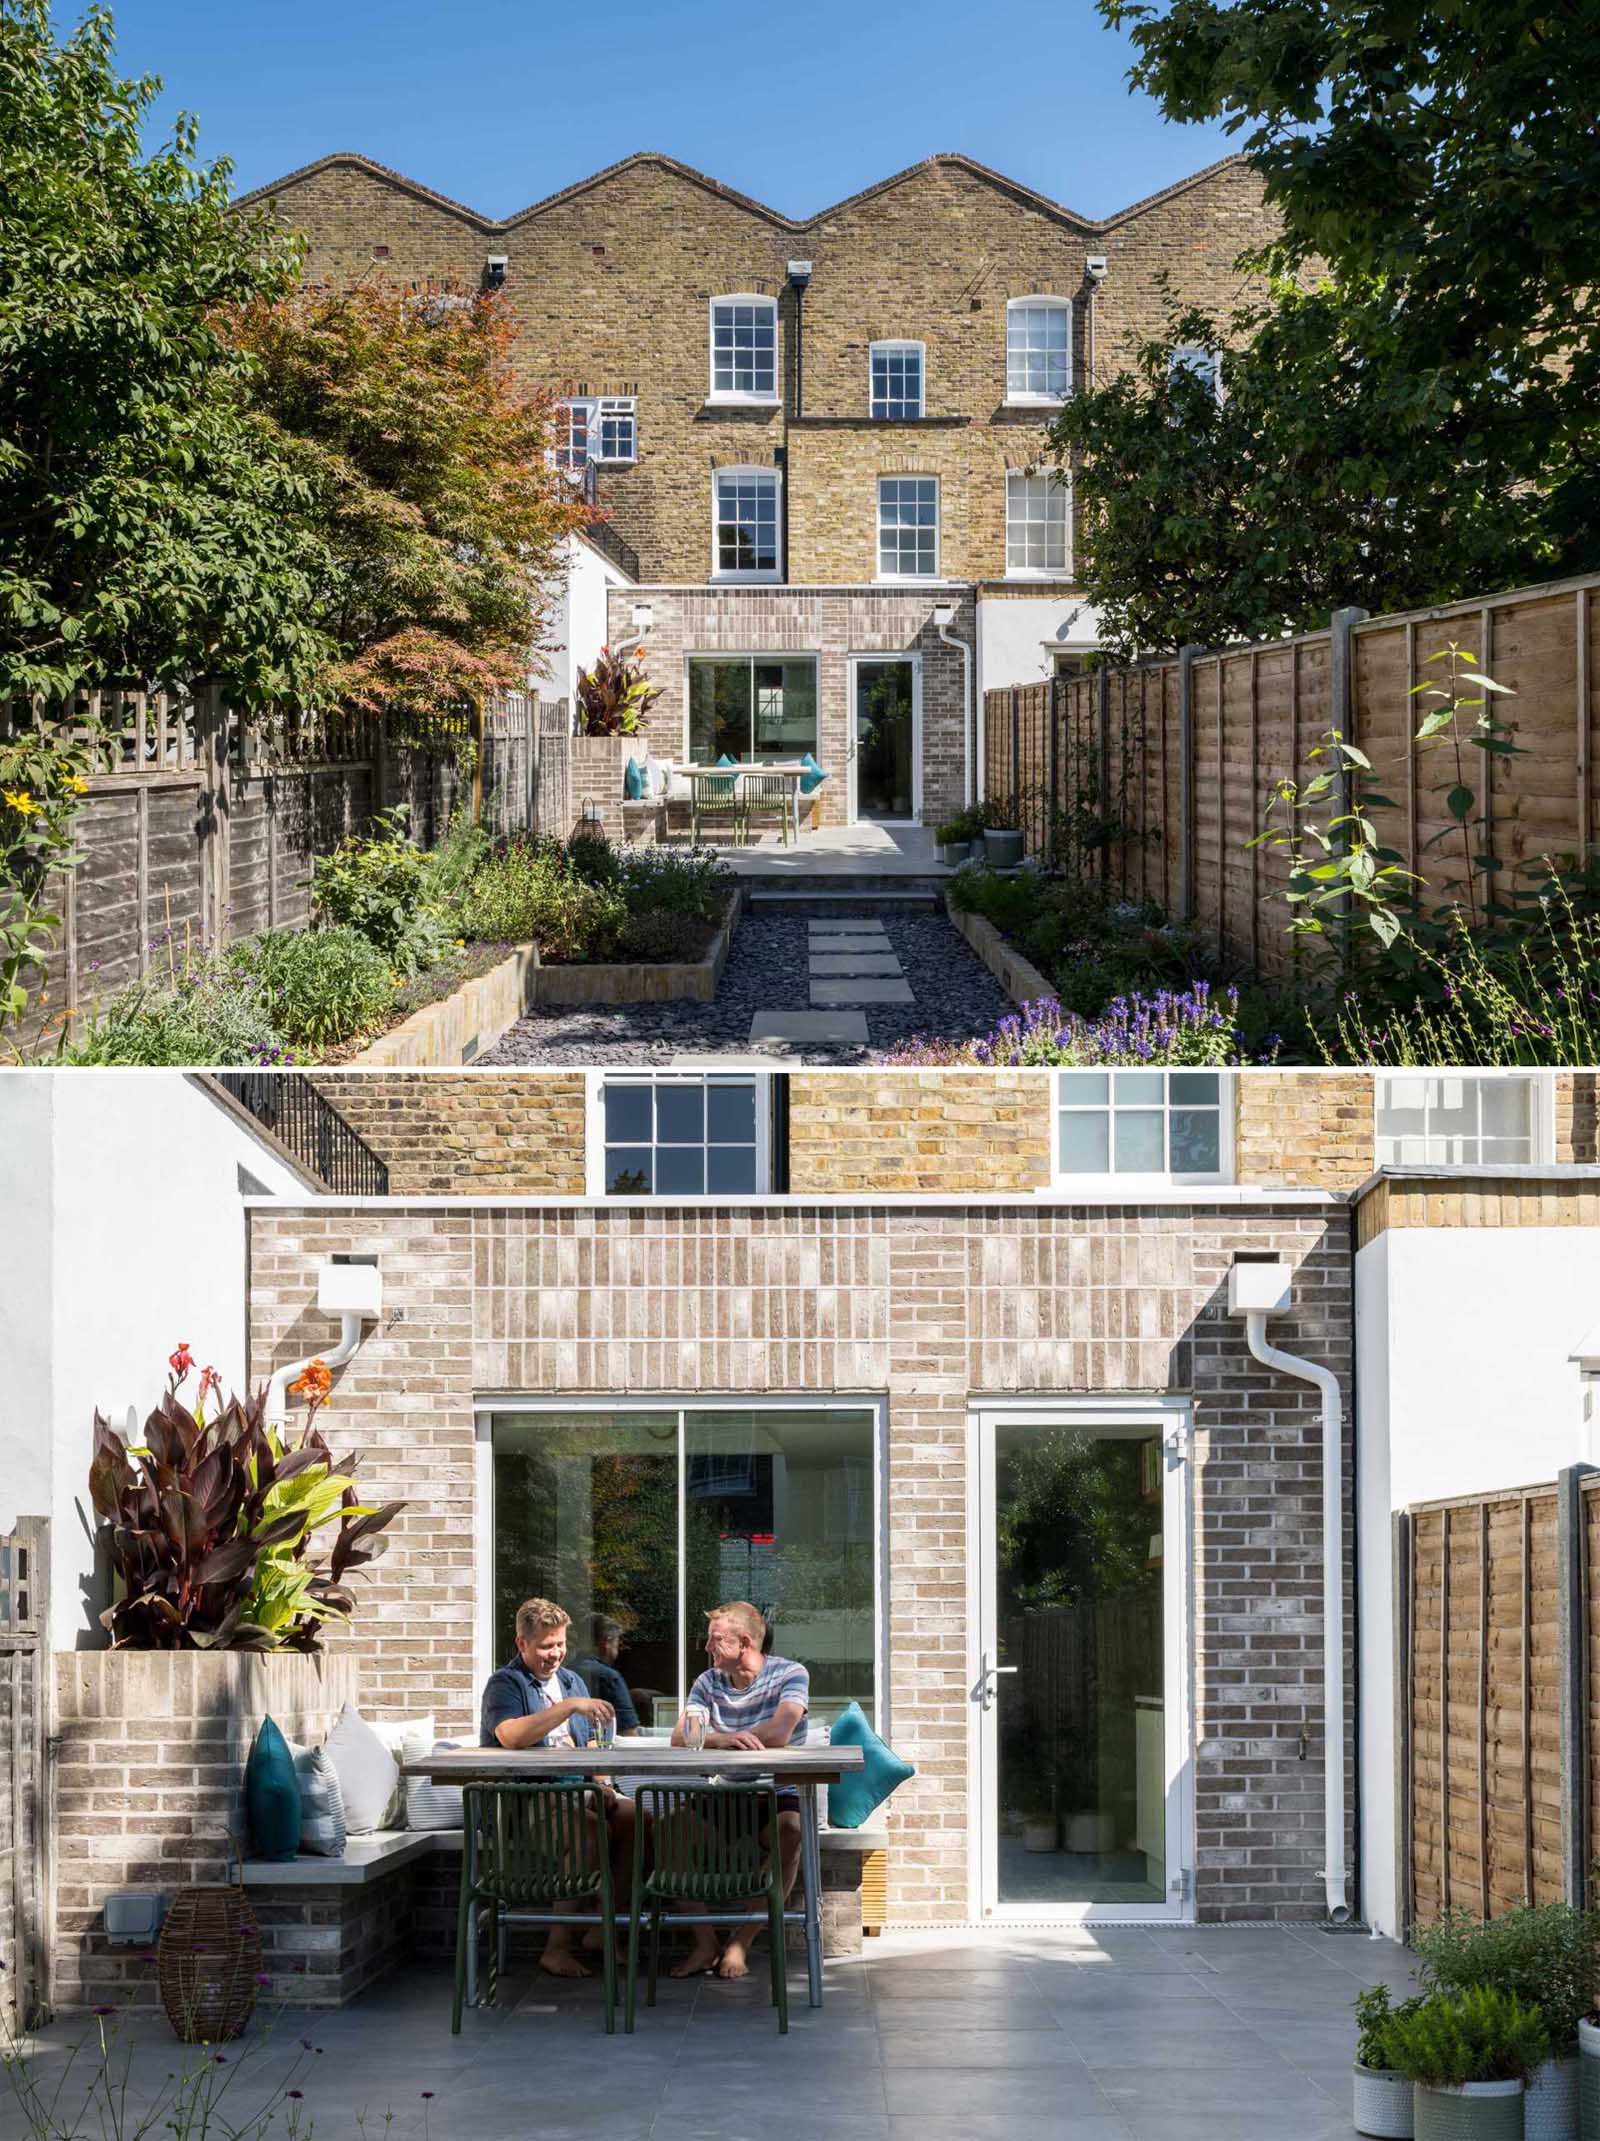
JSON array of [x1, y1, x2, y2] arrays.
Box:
[[1, 1519, 49, 2034], [1408, 1485, 1563, 1937], [981, 571, 1600, 981]]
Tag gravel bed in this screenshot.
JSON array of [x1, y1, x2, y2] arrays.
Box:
[[478, 908, 1014, 1065]]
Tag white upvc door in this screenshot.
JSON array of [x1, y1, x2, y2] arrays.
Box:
[[847, 654, 921, 825], [969, 1398, 1195, 1924]]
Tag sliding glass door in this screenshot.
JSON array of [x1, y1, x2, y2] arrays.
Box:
[[970, 1401, 1193, 1922], [485, 1402, 880, 1732]]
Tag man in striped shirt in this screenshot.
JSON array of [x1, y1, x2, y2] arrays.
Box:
[[670, 1600, 808, 1980]]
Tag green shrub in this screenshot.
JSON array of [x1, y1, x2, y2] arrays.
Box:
[[59, 954, 286, 1066], [228, 928, 396, 1051], [453, 839, 626, 960], [1382, 1984, 1548, 2087], [1355, 1984, 1427, 2073], [617, 843, 729, 921], [565, 823, 628, 889], [935, 807, 984, 845], [613, 910, 715, 964], [312, 807, 452, 974], [1413, 1904, 1600, 2051]]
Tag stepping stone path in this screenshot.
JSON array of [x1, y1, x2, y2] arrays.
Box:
[[743, 918, 914, 1056]]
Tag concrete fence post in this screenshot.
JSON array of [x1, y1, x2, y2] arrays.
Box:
[[1097, 664, 1112, 888], [1330, 607, 1371, 952], [1558, 1463, 1592, 1909], [1177, 645, 1198, 921]]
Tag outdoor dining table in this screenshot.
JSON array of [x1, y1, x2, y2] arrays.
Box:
[[404, 1741, 865, 2009], [677, 761, 813, 843]]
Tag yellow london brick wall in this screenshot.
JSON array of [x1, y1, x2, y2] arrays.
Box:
[[309, 1073, 586, 1195], [240, 150, 1283, 588]]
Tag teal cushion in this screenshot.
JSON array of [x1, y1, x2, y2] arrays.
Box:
[[246, 1716, 302, 1862], [624, 756, 644, 800], [825, 1701, 914, 1830], [716, 752, 737, 767], [799, 751, 828, 796]]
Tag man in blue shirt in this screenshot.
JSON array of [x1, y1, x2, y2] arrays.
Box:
[[480, 1596, 634, 1979], [570, 1615, 642, 1736]]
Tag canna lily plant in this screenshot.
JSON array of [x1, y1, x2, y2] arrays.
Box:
[[88, 1344, 404, 1651]]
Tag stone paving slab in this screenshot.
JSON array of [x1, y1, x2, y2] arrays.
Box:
[[808, 918, 889, 933], [811, 978, 916, 1006], [750, 1009, 872, 1048], [810, 954, 905, 976]]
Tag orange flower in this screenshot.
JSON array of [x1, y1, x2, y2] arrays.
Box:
[[289, 1358, 333, 1404]]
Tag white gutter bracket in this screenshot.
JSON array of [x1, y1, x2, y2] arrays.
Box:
[[1229, 1257, 1352, 1924]]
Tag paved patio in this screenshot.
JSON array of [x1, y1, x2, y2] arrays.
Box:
[[715, 823, 953, 881], [11, 1927, 1417, 2141]]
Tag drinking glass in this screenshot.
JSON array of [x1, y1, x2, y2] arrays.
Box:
[[682, 1707, 708, 1751], [592, 1714, 615, 1751]]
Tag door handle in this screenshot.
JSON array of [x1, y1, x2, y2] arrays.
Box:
[[975, 1648, 1018, 1711]]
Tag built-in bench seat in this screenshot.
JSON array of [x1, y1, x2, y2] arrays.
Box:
[[240, 1826, 885, 2005]]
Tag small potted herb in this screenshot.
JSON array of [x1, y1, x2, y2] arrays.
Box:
[[979, 795, 1025, 869], [934, 807, 981, 867], [1384, 1985, 1547, 2141], [1414, 1902, 1600, 2141], [1354, 1984, 1421, 2139]]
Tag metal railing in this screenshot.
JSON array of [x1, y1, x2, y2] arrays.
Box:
[[215, 1073, 390, 1195]]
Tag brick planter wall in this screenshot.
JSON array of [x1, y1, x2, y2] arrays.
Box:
[[248, 1196, 1354, 1927], [51, 1651, 357, 2010]]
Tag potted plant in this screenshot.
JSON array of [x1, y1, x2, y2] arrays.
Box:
[[1354, 1984, 1422, 2139], [979, 794, 1025, 869], [1413, 1903, 1600, 2141], [574, 644, 662, 738], [934, 806, 981, 866], [1384, 1985, 1548, 2141], [1006, 1750, 1059, 1853]]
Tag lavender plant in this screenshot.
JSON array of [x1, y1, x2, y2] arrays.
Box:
[[888, 980, 1270, 1067]]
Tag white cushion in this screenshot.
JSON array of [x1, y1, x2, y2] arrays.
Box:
[[370, 1714, 435, 1829], [324, 1701, 401, 1835], [287, 1740, 348, 1856], [405, 1740, 465, 1832]]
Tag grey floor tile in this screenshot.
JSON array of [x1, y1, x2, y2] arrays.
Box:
[[878, 2029, 1082, 2067], [883, 2068, 1097, 2118], [888, 2119, 1134, 2141], [871, 1997, 1067, 2032]]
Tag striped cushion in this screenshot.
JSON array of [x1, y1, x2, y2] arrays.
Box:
[[405, 1741, 465, 1832], [290, 1741, 347, 1856]]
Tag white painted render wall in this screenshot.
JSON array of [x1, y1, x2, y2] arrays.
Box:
[[535, 533, 636, 705], [0, 1075, 309, 1650], [1355, 1221, 1600, 1934], [976, 593, 1102, 693]]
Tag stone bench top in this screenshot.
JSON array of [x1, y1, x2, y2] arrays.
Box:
[[240, 1822, 886, 1888]]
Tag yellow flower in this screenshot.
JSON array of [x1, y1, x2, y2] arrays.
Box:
[[3, 789, 39, 816], [64, 773, 88, 794]]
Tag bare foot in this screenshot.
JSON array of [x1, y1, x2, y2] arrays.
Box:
[[670, 1937, 721, 1978], [717, 1936, 751, 1979], [539, 1945, 591, 1979]]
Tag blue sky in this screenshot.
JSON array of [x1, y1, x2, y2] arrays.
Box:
[[102, 0, 1235, 220]]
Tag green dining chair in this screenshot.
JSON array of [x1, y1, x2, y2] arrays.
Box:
[[626, 1783, 787, 2033], [690, 764, 746, 845], [452, 1782, 618, 2034], [740, 770, 792, 844]]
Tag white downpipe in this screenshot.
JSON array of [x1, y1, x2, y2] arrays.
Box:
[[938, 616, 975, 809], [264, 1312, 364, 1431], [1244, 1311, 1352, 1923]]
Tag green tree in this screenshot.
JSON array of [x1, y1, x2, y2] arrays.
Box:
[[1050, 279, 1554, 656], [1099, 0, 1600, 573], [0, 0, 332, 706], [232, 280, 590, 726]]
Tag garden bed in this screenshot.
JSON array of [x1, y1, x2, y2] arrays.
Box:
[[944, 892, 1056, 1006]]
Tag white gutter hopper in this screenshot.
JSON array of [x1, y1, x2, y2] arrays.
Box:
[[1228, 1255, 1352, 1924], [264, 1260, 382, 1430]]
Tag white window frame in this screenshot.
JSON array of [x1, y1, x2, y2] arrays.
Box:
[[1053, 1069, 1235, 1190], [1006, 296, 1073, 406], [550, 394, 637, 471], [474, 1395, 889, 1734], [585, 1070, 774, 1196], [1005, 467, 1072, 580], [708, 294, 780, 406], [711, 465, 783, 583], [876, 474, 940, 583], [683, 651, 820, 767], [870, 339, 925, 420], [1168, 344, 1224, 403], [1374, 1073, 1553, 1169]]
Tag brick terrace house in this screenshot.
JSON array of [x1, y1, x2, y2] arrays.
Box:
[[14, 1067, 1600, 2014], [235, 150, 1279, 832]]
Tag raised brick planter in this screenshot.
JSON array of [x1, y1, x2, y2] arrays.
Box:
[[944, 892, 1056, 1007], [50, 1651, 357, 2011], [531, 890, 742, 1006], [348, 948, 538, 1068]]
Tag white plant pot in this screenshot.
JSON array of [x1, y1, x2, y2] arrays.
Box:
[[1579, 2021, 1600, 2140], [1353, 2063, 1415, 2140], [1065, 1810, 1118, 1855], [1020, 1817, 1058, 1853], [1525, 2054, 1578, 2141], [1413, 2079, 1524, 2141]]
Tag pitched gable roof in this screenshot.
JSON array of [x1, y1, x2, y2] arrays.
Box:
[[233, 147, 1253, 235]]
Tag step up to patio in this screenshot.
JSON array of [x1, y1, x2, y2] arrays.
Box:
[[748, 885, 941, 914]]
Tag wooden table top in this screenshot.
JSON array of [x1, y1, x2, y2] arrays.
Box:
[[679, 762, 810, 779], [402, 1743, 864, 1785]]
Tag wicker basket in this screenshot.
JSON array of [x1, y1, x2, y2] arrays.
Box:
[[157, 1884, 263, 2043]]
